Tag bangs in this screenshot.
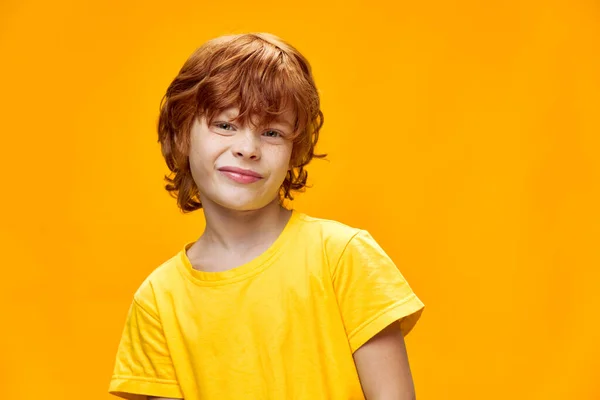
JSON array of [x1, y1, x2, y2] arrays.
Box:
[[194, 40, 312, 139]]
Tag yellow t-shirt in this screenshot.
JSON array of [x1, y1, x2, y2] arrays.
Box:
[[109, 210, 424, 400]]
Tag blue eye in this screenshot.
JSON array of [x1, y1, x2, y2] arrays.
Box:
[[263, 130, 281, 138]]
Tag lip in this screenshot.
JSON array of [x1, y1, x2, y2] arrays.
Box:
[[218, 166, 264, 184], [218, 166, 263, 178]]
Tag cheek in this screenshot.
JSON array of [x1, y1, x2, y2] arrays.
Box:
[[284, 145, 294, 169], [190, 136, 223, 169], [270, 145, 294, 178], [282, 140, 294, 158], [273, 142, 292, 160], [188, 145, 206, 173]]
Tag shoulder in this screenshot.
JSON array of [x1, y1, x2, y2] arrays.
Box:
[[295, 211, 365, 261], [297, 211, 361, 240], [131, 250, 184, 316], [295, 212, 396, 276]]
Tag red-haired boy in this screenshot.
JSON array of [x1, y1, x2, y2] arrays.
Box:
[[109, 32, 424, 400]]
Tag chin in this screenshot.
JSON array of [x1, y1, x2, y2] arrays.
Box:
[[201, 185, 282, 212], [215, 197, 271, 212]]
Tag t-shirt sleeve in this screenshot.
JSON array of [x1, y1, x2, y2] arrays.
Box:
[[332, 229, 425, 353], [109, 295, 183, 400]]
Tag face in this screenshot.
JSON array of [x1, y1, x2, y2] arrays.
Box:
[[187, 107, 295, 211]]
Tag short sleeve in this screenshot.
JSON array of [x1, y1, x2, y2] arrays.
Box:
[[109, 298, 183, 400], [332, 229, 425, 353]]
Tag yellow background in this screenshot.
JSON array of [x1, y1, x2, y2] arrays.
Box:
[[1, 0, 599, 399]]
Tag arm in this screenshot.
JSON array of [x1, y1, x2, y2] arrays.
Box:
[[353, 321, 416, 400]]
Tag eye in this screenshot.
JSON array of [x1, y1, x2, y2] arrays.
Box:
[[263, 130, 282, 138], [215, 122, 234, 131]]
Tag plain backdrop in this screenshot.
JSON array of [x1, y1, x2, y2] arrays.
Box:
[[1, 0, 599, 399]]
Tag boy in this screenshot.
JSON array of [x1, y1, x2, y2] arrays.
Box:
[[109, 32, 425, 400]]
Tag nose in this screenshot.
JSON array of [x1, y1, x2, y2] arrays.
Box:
[[231, 128, 261, 160]]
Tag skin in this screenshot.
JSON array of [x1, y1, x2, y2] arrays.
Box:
[[353, 321, 417, 400], [184, 107, 295, 270], [146, 108, 417, 400]]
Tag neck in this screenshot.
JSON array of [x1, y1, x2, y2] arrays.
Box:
[[198, 197, 292, 253]]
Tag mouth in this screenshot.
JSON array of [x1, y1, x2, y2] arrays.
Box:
[[218, 166, 264, 184]]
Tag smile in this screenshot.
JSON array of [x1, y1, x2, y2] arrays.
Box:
[[218, 169, 263, 184]]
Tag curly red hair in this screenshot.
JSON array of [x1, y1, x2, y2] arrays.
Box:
[[157, 33, 326, 213]]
